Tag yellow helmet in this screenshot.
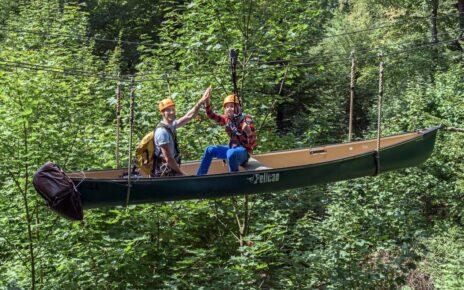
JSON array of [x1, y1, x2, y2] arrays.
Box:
[[223, 94, 240, 107], [158, 98, 175, 112]]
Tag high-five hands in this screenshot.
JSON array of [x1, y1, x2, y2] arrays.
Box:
[[199, 86, 212, 106]]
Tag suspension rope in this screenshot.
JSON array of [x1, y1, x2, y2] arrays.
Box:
[[374, 53, 385, 176], [126, 75, 136, 207], [115, 74, 122, 168], [348, 51, 356, 142]]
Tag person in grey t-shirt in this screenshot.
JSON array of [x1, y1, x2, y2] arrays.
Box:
[[153, 87, 211, 177]]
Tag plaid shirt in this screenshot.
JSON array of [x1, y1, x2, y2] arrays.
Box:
[[205, 104, 257, 154]]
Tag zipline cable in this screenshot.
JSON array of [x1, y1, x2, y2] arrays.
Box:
[[0, 36, 460, 82], [135, 28, 463, 80], [0, 12, 461, 54], [1, 23, 460, 82], [2, 28, 455, 82], [0, 26, 159, 48], [0, 59, 123, 81], [249, 29, 463, 68], [245, 11, 464, 52], [2, 25, 458, 76], [134, 31, 463, 81], [246, 36, 461, 71], [132, 30, 462, 82], [365, 36, 461, 59], [339, 29, 463, 58], [249, 28, 463, 66]]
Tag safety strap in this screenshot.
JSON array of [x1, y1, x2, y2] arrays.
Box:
[[229, 49, 240, 104], [229, 49, 242, 117], [152, 123, 181, 177], [155, 122, 180, 160]]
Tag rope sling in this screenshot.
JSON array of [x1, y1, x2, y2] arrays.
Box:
[[346, 51, 384, 175], [115, 74, 122, 169], [374, 53, 384, 176], [348, 51, 356, 142], [126, 75, 136, 207]]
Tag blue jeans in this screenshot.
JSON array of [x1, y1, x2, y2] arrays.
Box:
[[197, 145, 249, 175]]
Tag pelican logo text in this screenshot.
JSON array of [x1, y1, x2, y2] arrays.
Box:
[[248, 172, 280, 184]]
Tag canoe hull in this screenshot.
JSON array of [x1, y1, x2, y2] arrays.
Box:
[[76, 126, 439, 209]]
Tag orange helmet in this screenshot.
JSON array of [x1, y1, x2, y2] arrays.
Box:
[[223, 94, 240, 107], [158, 98, 175, 112]]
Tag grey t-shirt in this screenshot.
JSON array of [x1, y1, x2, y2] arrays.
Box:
[[154, 120, 179, 159]]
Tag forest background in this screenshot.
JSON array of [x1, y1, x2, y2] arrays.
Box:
[[0, 0, 463, 288]]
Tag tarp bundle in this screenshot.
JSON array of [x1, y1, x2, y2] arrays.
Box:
[[33, 162, 83, 221]]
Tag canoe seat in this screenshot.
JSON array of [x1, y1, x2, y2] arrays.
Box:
[[241, 157, 271, 171]]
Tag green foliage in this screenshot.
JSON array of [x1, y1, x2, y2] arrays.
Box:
[[1, 0, 464, 289], [420, 225, 464, 289]]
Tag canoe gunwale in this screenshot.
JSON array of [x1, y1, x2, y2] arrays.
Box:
[[71, 126, 440, 184]]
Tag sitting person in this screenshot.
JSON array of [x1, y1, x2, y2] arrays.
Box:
[[196, 92, 257, 175], [153, 87, 211, 177]]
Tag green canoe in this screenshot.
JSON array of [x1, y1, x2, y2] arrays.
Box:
[[66, 126, 439, 210]]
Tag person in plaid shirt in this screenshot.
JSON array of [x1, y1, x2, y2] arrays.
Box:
[[196, 92, 257, 175]]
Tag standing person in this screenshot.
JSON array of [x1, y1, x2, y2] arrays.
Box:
[[196, 92, 257, 175], [153, 87, 211, 177]]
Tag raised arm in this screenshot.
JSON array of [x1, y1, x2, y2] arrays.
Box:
[[176, 101, 202, 128], [205, 96, 227, 126], [176, 87, 212, 128]]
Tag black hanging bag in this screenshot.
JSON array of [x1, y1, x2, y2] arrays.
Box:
[[33, 162, 83, 221]]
